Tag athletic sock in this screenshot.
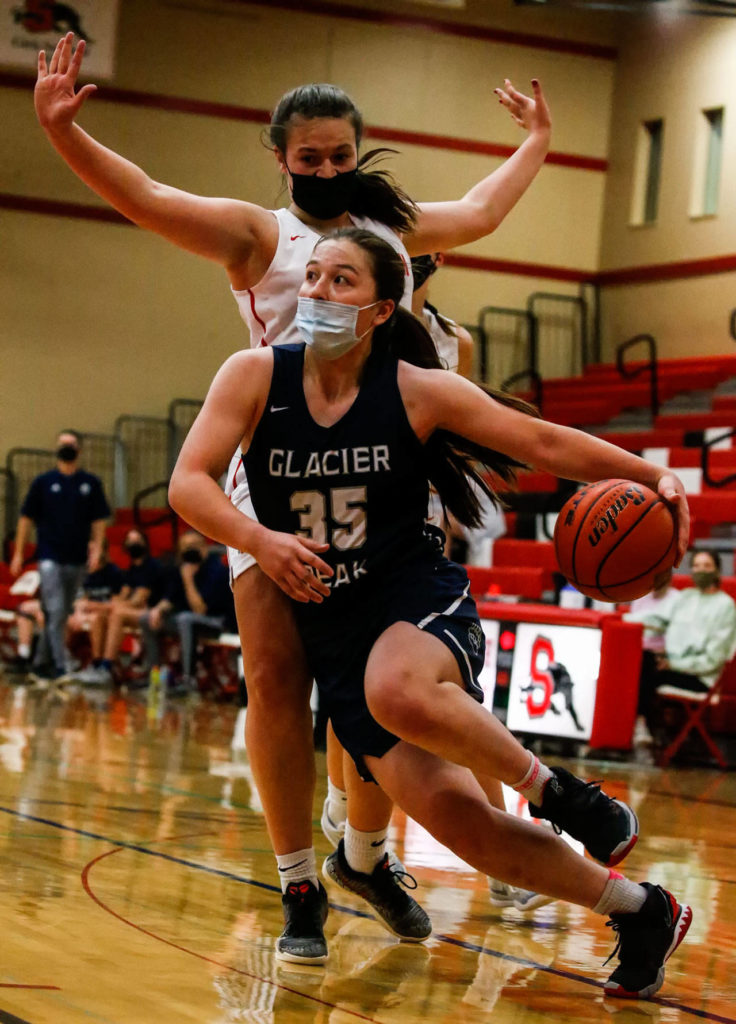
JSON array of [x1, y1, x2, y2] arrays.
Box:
[[326, 779, 347, 827], [511, 752, 553, 806], [344, 824, 388, 875], [593, 870, 648, 915], [17, 643, 31, 659], [275, 847, 319, 894]]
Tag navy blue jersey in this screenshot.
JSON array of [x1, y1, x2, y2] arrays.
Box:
[[82, 562, 123, 602], [21, 469, 110, 564], [243, 344, 440, 628]]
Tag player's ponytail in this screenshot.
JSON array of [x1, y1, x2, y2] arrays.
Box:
[[314, 229, 539, 528]]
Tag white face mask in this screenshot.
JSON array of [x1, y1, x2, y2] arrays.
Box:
[[295, 296, 380, 360]]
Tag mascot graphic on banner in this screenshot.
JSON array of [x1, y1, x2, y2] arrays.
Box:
[[12, 1, 91, 42], [519, 633, 585, 733]]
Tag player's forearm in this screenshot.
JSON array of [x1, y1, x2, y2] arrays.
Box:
[[530, 422, 664, 491], [461, 128, 550, 234], [168, 470, 269, 557]]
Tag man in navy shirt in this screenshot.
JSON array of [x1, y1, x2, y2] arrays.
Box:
[[10, 430, 110, 681], [141, 530, 235, 695]]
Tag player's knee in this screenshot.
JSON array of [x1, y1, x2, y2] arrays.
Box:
[[366, 668, 433, 738]]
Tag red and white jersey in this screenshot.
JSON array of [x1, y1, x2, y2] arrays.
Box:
[[423, 305, 459, 374], [230, 208, 414, 348]]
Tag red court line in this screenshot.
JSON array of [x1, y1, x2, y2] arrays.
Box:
[[80, 846, 378, 1023]]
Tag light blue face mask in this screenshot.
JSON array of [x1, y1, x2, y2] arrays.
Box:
[[295, 296, 380, 360]]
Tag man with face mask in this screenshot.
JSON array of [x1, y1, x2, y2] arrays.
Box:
[[634, 550, 736, 746], [140, 530, 236, 696], [10, 430, 110, 683]]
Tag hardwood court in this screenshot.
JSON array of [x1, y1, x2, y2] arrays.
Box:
[[0, 675, 734, 1024]]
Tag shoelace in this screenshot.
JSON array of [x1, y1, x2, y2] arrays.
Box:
[[603, 918, 623, 966], [383, 860, 419, 891]]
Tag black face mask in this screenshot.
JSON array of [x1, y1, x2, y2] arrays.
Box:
[[410, 255, 439, 291], [181, 549, 203, 565], [56, 444, 79, 463], [125, 543, 147, 560], [287, 165, 359, 221]]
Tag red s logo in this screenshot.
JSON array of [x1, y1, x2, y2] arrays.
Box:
[[526, 635, 555, 718]]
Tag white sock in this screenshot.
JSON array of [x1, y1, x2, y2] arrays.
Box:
[[344, 823, 388, 875], [593, 870, 648, 915], [17, 643, 31, 659], [512, 752, 553, 805], [275, 847, 318, 893], [325, 779, 347, 826]]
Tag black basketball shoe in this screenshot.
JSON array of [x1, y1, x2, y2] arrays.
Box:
[[528, 766, 639, 866], [276, 880, 329, 965], [604, 883, 692, 999], [323, 840, 432, 941]]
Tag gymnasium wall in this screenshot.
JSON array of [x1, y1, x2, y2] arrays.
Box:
[[598, 17, 736, 360], [0, 0, 615, 459], [2, 0, 735, 465]]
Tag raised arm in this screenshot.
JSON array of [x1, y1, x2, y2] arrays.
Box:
[[400, 364, 690, 563], [34, 34, 277, 288], [405, 79, 551, 256], [168, 349, 333, 602]]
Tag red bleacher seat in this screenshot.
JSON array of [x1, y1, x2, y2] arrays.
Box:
[[465, 565, 546, 601]]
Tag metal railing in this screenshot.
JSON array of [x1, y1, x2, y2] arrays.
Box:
[[168, 398, 204, 468], [79, 431, 126, 509], [501, 368, 543, 415], [477, 306, 536, 388], [616, 333, 660, 418], [527, 292, 588, 379], [132, 480, 180, 550], [114, 415, 175, 506], [0, 468, 16, 558], [701, 428, 736, 489]]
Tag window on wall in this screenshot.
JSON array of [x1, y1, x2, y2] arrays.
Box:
[[691, 107, 724, 218], [631, 118, 664, 226]]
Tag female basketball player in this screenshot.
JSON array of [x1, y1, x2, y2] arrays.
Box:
[[168, 228, 691, 998], [34, 33, 552, 959]]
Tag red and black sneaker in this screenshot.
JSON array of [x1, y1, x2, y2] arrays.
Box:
[[528, 766, 639, 867], [276, 880, 329, 965], [604, 883, 692, 999]]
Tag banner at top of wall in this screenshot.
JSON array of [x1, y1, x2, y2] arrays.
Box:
[[0, 0, 120, 79]]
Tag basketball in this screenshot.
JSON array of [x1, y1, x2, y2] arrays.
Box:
[[554, 479, 677, 602]]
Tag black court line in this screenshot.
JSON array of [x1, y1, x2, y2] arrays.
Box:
[[2, 804, 734, 1023]]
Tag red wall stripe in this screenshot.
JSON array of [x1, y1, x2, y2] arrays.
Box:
[[219, 0, 618, 60], [0, 71, 606, 173], [4, 191, 734, 288], [596, 253, 736, 286]]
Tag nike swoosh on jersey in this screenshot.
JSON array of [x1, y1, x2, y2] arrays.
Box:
[[270, 405, 289, 413], [290, 234, 306, 240]]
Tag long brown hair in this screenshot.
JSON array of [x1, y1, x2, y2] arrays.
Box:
[[313, 228, 540, 528]]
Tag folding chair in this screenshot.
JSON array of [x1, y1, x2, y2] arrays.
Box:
[[655, 664, 731, 769]]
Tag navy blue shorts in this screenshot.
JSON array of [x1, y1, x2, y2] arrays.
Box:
[[299, 558, 485, 782]]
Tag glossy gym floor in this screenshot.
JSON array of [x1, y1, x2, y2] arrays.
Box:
[[0, 675, 734, 1024]]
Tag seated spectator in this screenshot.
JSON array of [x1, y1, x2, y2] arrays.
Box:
[[75, 529, 164, 686], [67, 540, 124, 637], [631, 551, 736, 746], [7, 598, 45, 674], [141, 531, 236, 696]]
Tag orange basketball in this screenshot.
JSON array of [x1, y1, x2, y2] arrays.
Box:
[[553, 479, 677, 602]]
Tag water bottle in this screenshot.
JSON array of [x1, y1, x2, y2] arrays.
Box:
[[147, 665, 162, 725]]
